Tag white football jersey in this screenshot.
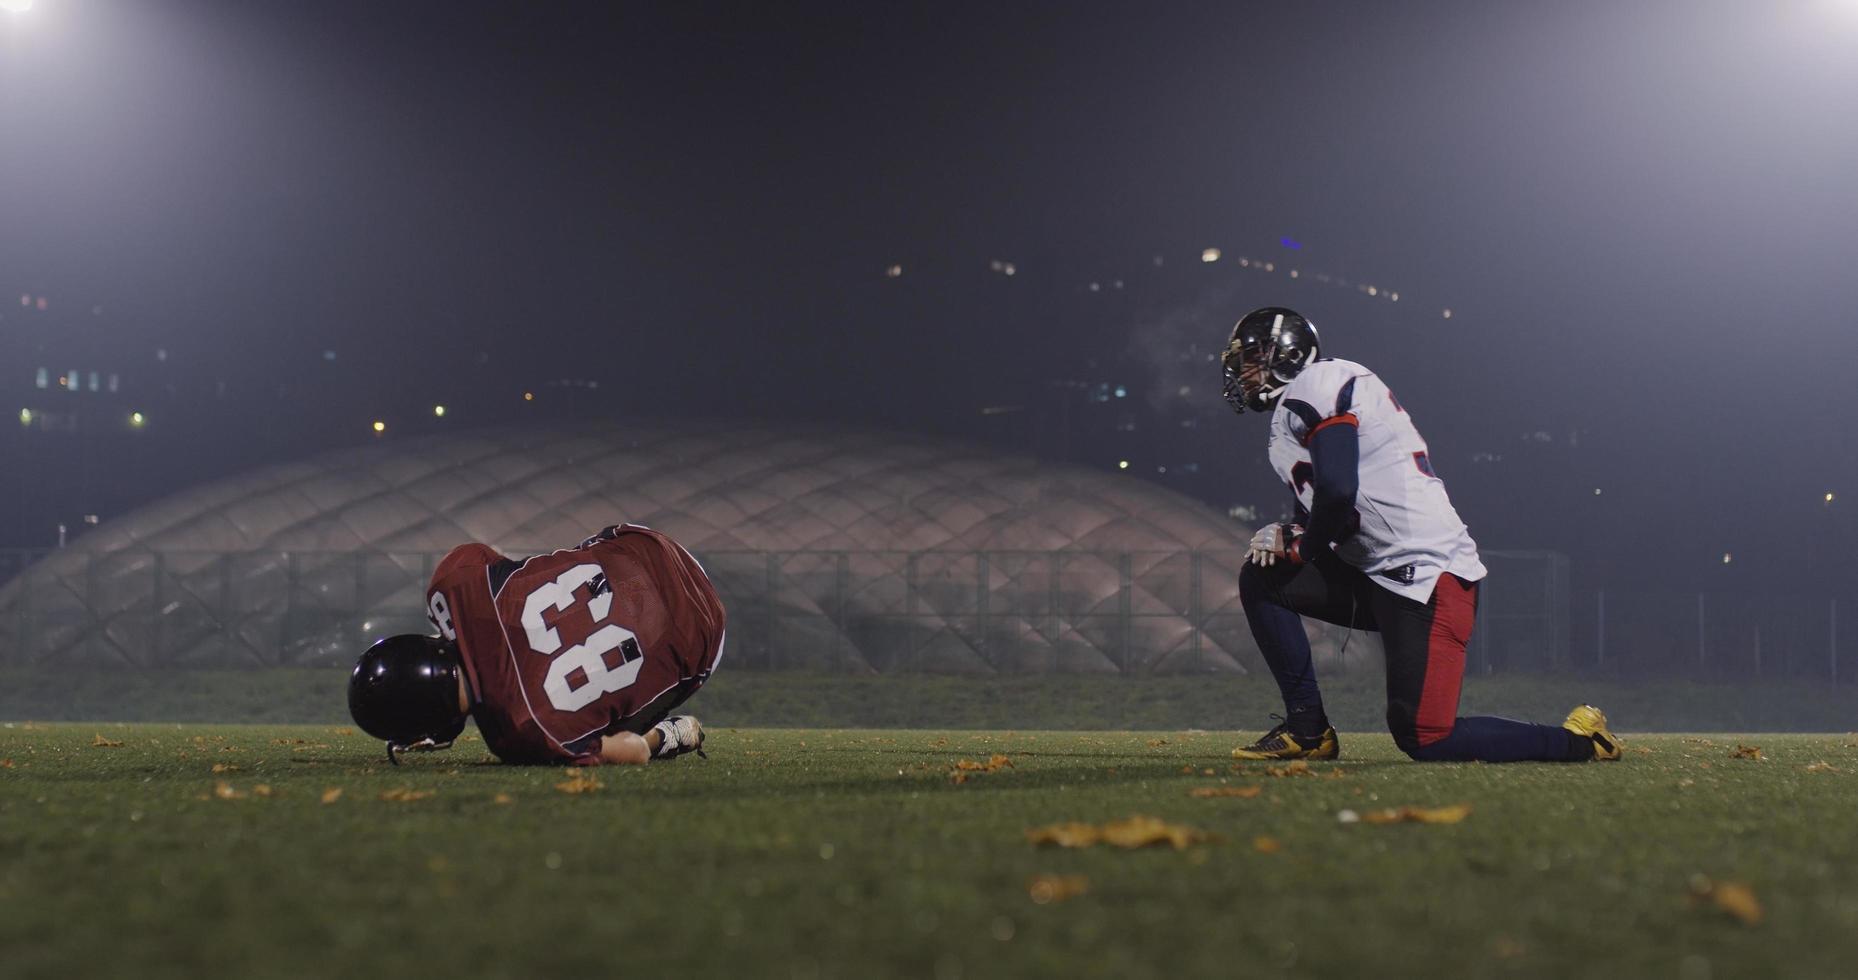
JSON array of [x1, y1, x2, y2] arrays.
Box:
[[1265, 357, 1486, 603]]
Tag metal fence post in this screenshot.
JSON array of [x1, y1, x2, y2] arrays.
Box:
[[835, 552, 849, 671], [1117, 553, 1132, 673], [975, 553, 990, 669], [150, 551, 166, 668], [904, 552, 919, 671], [1696, 592, 1707, 672], [1190, 551, 1204, 671], [764, 552, 780, 670]]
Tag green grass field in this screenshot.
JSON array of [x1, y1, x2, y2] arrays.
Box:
[[5, 723, 1858, 979]]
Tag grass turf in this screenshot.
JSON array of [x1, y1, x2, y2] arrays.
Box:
[[4, 725, 1858, 979]]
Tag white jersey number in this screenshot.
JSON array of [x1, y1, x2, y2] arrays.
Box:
[[518, 563, 644, 713]]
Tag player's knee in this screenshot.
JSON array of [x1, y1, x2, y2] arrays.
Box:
[[1238, 560, 1278, 608], [1386, 709, 1424, 758]]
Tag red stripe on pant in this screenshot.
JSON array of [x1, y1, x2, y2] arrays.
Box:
[[1414, 575, 1478, 746]]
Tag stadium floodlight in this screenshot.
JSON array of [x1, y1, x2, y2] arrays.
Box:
[[433, 405, 446, 418], [128, 411, 146, 428], [372, 420, 386, 434]]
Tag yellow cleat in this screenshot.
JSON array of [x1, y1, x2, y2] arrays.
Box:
[[1232, 721, 1340, 761], [1563, 704, 1623, 761]]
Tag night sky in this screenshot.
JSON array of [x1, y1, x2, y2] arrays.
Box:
[[3, 1, 1856, 589]]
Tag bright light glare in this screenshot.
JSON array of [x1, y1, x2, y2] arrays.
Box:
[[371, 420, 385, 433], [433, 405, 446, 418], [128, 411, 145, 427], [1, 0, 34, 14]]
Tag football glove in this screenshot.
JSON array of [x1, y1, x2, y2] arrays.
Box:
[[1247, 523, 1302, 566]]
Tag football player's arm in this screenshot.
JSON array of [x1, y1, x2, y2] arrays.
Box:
[[1290, 421, 1359, 565], [594, 731, 652, 765]]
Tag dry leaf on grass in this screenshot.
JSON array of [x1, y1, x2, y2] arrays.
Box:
[[272, 738, 308, 746], [1146, 738, 1168, 748], [1360, 804, 1472, 825], [1027, 873, 1090, 904], [320, 788, 344, 804], [1189, 785, 1263, 799], [1805, 761, 1840, 773], [951, 754, 1013, 783], [0, 759, 13, 769], [213, 781, 247, 800], [492, 793, 514, 805], [1730, 745, 1763, 761], [1026, 815, 1209, 850], [1688, 875, 1763, 925], [1494, 937, 1525, 958], [554, 771, 602, 795], [211, 763, 240, 774], [1252, 835, 1282, 854], [251, 785, 274, 798], [381, 787, 434, 802], [91, 734, 123, 748]]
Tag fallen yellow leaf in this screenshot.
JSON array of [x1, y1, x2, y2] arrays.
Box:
[[1689, 875, 1763, 925], [381, 787, 434, 802], [320, 788, 344, 804], [554, 771, 603, 794], [1189, 785, 1263, 799], [1028, 873, 1090, 904], [213, 781, 247, 800], [1252, 835, 1282, 854], [1805, 761, 1839, 773], [251, 784, 274, 798], [493, 793, 514, 805], [1730, 744, 1762, 760], [92, 734, 123, 748], [211, 763, 239, 774], [1361, 804, 1472, 825], [1028, 815, 1209, 850]]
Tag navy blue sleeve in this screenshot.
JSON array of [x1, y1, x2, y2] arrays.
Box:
[[1299, 422, 1359, 564]]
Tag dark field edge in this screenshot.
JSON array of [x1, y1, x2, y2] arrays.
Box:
[[2, 669, 1853, 732]]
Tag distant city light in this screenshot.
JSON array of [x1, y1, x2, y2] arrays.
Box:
[[17, 408, 30, 425], [1289, 269, 1299, 279], [1117, 460, 1130, 470], [128, 411, 146, 428], [1827, 492, 1837, 503], [1390, 292, 1400, 302], [884, 264, 903, 278], [1442, 308, 1454, 319], [35, 297, 47, 310], [523, 391, 534, 402], [1113, 385, 1127, 398], [1262, 262, 1275, 272], [1088, 282, 1100, 292], [988, 259, 1017, 276], [1366, 286, 1378, 296], [1721, 553, 1733, 564], [1279, 237, 1302, 250], [1594, 488, 1603, 496], [433, 405, 447, 418], [322, 350, 338, 362], [1201, 248, 1221, 263], [83, 514, 99, 525], [371, 420, 385, 433]]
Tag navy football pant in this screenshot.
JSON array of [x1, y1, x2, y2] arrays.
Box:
[[1238, 557, 1583, 762]]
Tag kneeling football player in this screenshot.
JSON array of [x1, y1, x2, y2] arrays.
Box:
[[1220, 307, 1621, 763], [348, 524, 724, 765]]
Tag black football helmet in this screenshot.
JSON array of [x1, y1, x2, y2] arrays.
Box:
[[348, 634, 469, 764], [1221, 306, 1322, 414]]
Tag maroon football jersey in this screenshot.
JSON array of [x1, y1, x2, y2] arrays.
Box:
[[424, 525, 726, 764]]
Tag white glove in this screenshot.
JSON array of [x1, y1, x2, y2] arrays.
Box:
[[1247, 523, 1301, 566]]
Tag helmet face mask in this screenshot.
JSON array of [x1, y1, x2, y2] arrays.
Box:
[[1221, 307, 1321, 414], [348, 634, 469, 765]]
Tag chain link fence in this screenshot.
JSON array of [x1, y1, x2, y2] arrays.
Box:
[[10, 546, 1835, 679]]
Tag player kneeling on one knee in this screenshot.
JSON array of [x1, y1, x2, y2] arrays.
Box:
[[1220, 307, 1621, 764], [348, 523, 725, 766]]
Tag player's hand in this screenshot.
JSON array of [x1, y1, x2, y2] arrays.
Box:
[[1247, 523, 1300, 566]]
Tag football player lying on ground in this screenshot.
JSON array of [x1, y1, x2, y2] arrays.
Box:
[[348, 524, 725, 765], [1221, 307, 1621, 763]]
